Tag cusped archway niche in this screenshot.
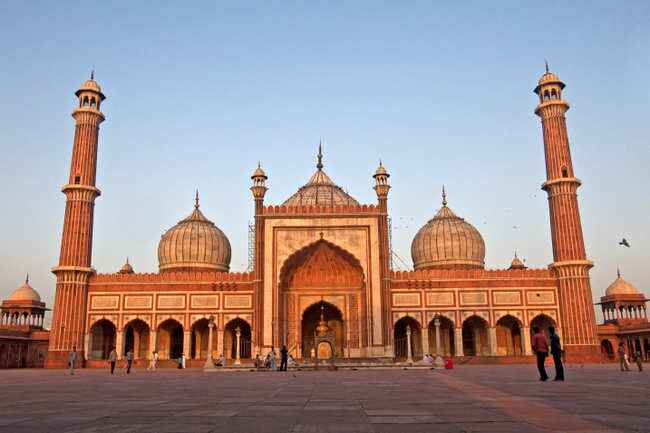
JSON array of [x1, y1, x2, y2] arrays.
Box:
[[279, 239, 365, 290]]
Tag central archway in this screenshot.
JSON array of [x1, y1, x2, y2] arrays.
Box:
[[89, 319, 116, 360], [301, 301, 344, 358]]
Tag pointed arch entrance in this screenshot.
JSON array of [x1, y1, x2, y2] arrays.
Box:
[[123, 319, 150, 359], [157, 319, 183, 360], [394, 316, 422, 360], [279, 239, 365, 358], [301, 301, 344, 358]]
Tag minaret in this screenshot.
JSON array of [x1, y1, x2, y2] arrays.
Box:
[[250, 162, 268, 352], [48, 74, 106, 367], [534, 65, 599, 361], [373, 161, 392, 348]]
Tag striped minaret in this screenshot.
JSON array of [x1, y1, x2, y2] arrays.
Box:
[[534, 65, 599, 361], [47, 74, 106, 367]]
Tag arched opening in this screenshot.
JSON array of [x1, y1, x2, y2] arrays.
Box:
[[157, 319, 183, 360], [530, 314, 556, 342], [90, 97, 96, 108], [495, 315, 522, 356], [123, 319, 150, 359], [462, 316, 489, 356], [427, 316, 455, 356], [224, 318, 252, 360], [551, 89, 557, 99], [600, 340, 614, 360], [394, 316, 422, 360], [543, 90, 550, 101], [561, 167, 569, 178], [82, 96, 89, 107], [301, 301, 344, 358], [89, 319, 116, 360], [190, 318, 213, 359]]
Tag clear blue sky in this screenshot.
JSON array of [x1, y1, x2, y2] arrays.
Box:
[[1, 1, 648, 324]]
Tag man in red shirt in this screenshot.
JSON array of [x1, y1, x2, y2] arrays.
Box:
[[531, 326, 549, 381]]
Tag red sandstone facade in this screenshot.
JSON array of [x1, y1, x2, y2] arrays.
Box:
[[43, 68, 604, 367]]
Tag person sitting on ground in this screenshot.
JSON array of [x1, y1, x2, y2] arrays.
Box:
[[424, 354, 434, 364], [287, 354, 298, 368], [254, 354, 261, 369]]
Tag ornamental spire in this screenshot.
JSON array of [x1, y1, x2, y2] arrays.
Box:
[[194, 189, 200, 209], [442, 185, 447, 207], [317, 140, 323, 171], [545, 59, 549, 73], [617, 267, 621, 278]]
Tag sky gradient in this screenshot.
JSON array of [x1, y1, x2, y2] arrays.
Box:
[[1, 1, 649, 325]]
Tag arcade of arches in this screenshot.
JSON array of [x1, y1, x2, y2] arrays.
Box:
[[87, 316, 254, 362], [391, 314, 556, 360]]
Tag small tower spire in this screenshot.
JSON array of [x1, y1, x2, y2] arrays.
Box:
[[90, 69, 94, 80], [544, 59, 549, 73], [617, 267, 621, 278], [442, 185, 448, 207], [25, 273, 29, 284], [194, 189, 200, 209], [317, 140, 323, 171]]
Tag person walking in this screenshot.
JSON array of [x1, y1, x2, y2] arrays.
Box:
[[618, 343, 630, 372], [548, 327, 564, 381], [125, 349, 134, 374], [280, 345, 288, 371], [108, 347, 117, 374], [68, 346, 78, 376], [148, 350, 158, 371], [634, 350, 643, 372], [531, 326, 549, 381]]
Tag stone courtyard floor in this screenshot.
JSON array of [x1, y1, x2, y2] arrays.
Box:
[[0, 364, 648, 433]]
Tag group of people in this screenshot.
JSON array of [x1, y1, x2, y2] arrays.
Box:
[[254, 345, 297, 371], [531, 326, 564, 381], [618, 342, 644, 372]]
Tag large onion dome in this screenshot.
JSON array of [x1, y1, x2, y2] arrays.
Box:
[[7, 275, 41, 302], [158, 193, 231, 273], [282, 144, 358, 207], [411, 188, 485, 270], [605, 270, 641, 297]]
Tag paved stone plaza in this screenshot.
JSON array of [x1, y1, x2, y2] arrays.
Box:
[[0, 365, 647, 433]]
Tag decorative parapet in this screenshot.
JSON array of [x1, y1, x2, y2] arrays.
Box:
[[390, 268, 553, 282], [262, 203, 378, 215], [90, 271, 254, 284]]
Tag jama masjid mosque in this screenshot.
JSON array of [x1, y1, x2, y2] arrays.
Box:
[[30, 67, 647, 368]]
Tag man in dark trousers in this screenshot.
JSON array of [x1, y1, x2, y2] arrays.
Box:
[[108, 347, 117, 374], [531, 326, 549, 381], [280, 345, 288, 371], [125, 349, 134, 374], [549, 327, 564, 381]]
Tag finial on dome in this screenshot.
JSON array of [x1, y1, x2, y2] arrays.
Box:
[[126, 257, 130, 265], [25, 273, 29, 284], [317, 140, 323, 171], [545, 59, 549, 73], [442, 185, 447, 207], [194, 189, 200, 209], [617, 267, 621, 278], [514, 250, 518, 259], [91, 69, 95, 80]]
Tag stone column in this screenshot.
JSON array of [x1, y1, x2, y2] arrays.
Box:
[[217, 327, 224, 357], [84, 333, 90, 359], [204, 317, 215, 369], [115, 330, 124, 359], [183, 330, 191, 360], [455, 327, 464, 357], [235, 326, 242, 365], [433, 317, 445, 368], [421, 324, 430, 356], [522, 327, 532, 355], [406, 324, 413, 363], [149, 330, 157, 360], [489, 327, 498, 356]]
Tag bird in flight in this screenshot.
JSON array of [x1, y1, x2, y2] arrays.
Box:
[[619, 238, 630, 248]]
